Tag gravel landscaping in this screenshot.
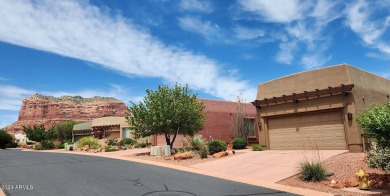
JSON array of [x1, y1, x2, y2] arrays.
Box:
[[126, 150, 245, 167], [279, 153, 390, 196]]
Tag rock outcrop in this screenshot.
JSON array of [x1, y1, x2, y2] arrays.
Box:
[[6, 93, 127, 133]]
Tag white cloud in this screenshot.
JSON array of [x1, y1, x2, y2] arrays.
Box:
[[0, 77, 7, 80], [179, 0, 213, 13], [345, 0, 386, 45], [239, 0, 302, 23], [346, 0, 390, 55], [233, 26, 265, 40], [240, 0, 341, 68], [276, 41, 298, 64], [0, 0, 256, 102], [178, 16, 220, 38], [301, 54, 332, 69], [0, 85, 34, 110]]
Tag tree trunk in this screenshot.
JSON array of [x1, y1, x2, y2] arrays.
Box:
[[165, 133, 171, 147], [170, 127, 180, 149]]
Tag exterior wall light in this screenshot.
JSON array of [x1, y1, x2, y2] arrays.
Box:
[[348, 113, 353, 120]]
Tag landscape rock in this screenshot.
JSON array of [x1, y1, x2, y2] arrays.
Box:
[[213, 151, 228, 158], [163, 156, 174, 161], [329, 180, 344, 189], [83, 145, 90, 151], [347, 176, 359, 187], [5, 93, 127, 133], [227, 143, 233, 149], [174, 152, 193, 160]]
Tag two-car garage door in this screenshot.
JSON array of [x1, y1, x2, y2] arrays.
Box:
[[267, 110, 347, 150]]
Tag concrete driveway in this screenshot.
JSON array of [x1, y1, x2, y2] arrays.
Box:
[[191, 150, 348, 183]]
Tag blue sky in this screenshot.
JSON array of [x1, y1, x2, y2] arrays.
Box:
[[1, 0, 390, 128]]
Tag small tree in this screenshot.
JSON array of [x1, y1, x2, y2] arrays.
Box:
[[54, 121, 80, 141], [23, 125, 57, 143], [230, 95, 251, 139], [357, 103, 390, 171], [0, 129, 12, 149], [127, 84, 205, 149], [356, 103, 390, 149]]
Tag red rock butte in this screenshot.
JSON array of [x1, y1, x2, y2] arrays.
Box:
[[6, 93, 127, 133]]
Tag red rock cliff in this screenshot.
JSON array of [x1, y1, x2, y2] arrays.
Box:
[[6, 93, 127, 133]]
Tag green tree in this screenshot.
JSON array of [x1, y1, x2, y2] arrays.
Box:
[[127, 84, 205, 148], [356, 102, 390, 148], [54, 120, 79, 141], [0, 129, 13, 149], [23, 125, 57, 143]]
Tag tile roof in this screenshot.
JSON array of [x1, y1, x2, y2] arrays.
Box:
[[73, 122, 92, 131], [92, 117, 128, 127]]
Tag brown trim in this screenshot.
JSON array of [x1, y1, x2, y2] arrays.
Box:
[[252, 84, 354, 107]]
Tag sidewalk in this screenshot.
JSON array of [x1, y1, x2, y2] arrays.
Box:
[[34, 148, 334, 196]]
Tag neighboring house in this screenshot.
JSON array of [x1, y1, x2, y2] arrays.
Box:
[[14, 133, 29, 144], [72, 122, 92, 142], [252, 64, 390, 152], [72, 117, 131, 142], [152, 98, 258, 148]]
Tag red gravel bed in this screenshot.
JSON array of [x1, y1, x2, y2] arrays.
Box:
[[279, 153, 390, 196]]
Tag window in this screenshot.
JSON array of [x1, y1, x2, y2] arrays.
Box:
[[245, 118, 255, 137]]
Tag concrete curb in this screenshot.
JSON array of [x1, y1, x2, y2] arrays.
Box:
[[34, 149, 333, 196]]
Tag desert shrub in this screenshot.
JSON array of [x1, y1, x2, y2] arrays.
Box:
[[191, 135, 206, 151], [136, 142, 147, 148], [34, 143, 43, 150], [232, 138, 247, 149], [41, 141, 55, 150], [252, 144, 262, 151], [105, 137, 118, 146], [299, 161, 328, 182], [356, 103, 390, 149], [5, 142, 18, 148], [105, 145, 117, 152], [0, 130, 13, 149], [78, 136, 100, 149], [366, 147, 390, 171], [53, 141, 62, 149], [208, 140, 227, 155], [119, 138, 135, 147], [200, 147, 208, 159]]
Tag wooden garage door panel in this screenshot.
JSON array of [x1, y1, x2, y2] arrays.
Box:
[[268, 111, 347, 150]]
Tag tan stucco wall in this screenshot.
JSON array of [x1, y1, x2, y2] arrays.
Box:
[[256, 64, 390, 152], [257, 64, 351, 100]]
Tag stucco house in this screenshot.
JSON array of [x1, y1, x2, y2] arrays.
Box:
[[252, 64, 390, 152], [152, 98, 258, 148], [72, 117, 131, 142]]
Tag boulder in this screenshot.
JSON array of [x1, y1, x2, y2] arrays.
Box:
[[347, 177, 359, 187], [173, 152, 193, 160], [330, 180, 344, 189], [227, 142, 233, 149], [213, 151, 228, 158], [164, 156, 174, 161], [83, 145, 90, 151]]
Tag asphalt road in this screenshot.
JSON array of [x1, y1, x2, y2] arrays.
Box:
[[0, 149, 298, 196]]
